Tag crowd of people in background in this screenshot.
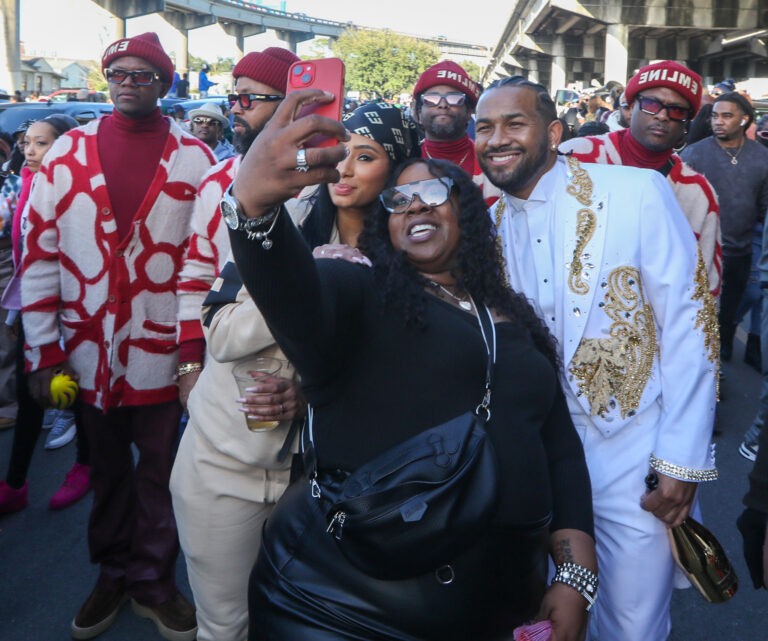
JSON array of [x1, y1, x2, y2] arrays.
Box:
[[0, 28, 767, 641]]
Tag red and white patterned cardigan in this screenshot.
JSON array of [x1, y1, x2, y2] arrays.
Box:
[[560, 131, 722, 297], [21, 117, 214, 409]]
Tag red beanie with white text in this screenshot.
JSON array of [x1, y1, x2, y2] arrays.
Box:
[[101, 32, 174, 83], [625, 61, 702, 116], [413, 61, 481, 105]]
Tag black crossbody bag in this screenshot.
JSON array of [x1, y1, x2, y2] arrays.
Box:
[[302, 303, 499, 580]]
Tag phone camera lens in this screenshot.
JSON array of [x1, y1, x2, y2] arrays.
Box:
[[301, 73, 311, 84], [293, 67, 303, 75]]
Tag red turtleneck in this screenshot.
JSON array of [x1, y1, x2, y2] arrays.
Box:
[[421, 135, 476, 175], [97, 107, 170, 240], [615, 128, 673, 170]]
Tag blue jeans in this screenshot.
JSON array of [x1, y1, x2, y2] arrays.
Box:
[[744, 292, 768, 444]]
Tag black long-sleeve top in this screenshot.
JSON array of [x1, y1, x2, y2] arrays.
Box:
[[229, 213, 593, 536]]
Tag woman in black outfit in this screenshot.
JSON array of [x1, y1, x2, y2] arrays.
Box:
[[227, 90, 597, 641]]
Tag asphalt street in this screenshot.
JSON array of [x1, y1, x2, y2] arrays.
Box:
[[0, 334, 767, 640]]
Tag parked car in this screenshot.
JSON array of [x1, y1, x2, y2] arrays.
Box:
[[159, 97, 186, 115], [176, 96, 229, 115], [39, 89, 109, 103], [0, 102, 113, 135]]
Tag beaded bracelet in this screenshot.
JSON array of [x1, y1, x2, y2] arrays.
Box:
[[551, 562, 599, 611], [176, 362, 203, 377]]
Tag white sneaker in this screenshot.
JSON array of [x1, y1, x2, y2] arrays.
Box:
[[42, 409, 57, 430], [45, 410, 76, 450]]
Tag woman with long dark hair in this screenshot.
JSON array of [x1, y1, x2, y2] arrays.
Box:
[[0, 114, 91, 515], [170, 101, 419, 641], [226, 90, 596, 641]]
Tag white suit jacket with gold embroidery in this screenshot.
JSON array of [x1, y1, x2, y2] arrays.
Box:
[[494, 156, 718, 481]]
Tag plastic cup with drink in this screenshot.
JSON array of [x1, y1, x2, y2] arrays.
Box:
[[233, 357, 285, 432]]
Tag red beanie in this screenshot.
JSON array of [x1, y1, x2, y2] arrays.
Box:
[[413, 61, 481, 105], [101, 32, 174, 83], [232, 47, 300, 94], [625, 61, 702, 116]]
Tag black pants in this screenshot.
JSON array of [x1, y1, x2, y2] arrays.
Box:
[[720, 254, 753, 351], [249, 478, 548, 641], [5, 324, 88, 488]]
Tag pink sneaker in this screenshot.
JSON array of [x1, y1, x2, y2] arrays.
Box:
[[0, 480, 28, 515], [49, 463, 91, 511]]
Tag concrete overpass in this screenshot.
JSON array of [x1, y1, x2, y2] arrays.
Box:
[[0, 0, 489, 92], [482, 0, 768, 94], [97, 0, 489, 75]]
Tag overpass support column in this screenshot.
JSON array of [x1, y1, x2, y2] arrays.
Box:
[[222, 24, 267, 59], [163, 10, 218, 75], [644, 38, 657, 64], [93, 2, 163, 41], [0, 0, 21, 93], [274, 30, 314, 53], [550, 36, 566, 94], [604, 24, 628, 84], [528, 58, 539, 83]]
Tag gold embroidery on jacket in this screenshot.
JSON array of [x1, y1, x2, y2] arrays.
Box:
[[692, 246, 720, 396], [493, 198, 510, 287], [565, 157, 596, 295], [566, 156, 593, 206], [569, 267, 658, 418]]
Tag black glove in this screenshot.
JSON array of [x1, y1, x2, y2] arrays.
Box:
[[736, 507, 767, 589]]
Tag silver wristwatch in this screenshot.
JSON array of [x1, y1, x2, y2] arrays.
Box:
[[220, 183, 277, 234]]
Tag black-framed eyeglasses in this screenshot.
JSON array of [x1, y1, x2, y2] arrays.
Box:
[[380, 177, 455, 214], [104, 68, 162, 86], [227, 93, 283, 110], [420, 92, 467, 107], [192, 117, 220, 127], [636, 95, 693, 122]]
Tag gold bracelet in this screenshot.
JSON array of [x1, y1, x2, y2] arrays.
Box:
[[176, 362, 203, 377]]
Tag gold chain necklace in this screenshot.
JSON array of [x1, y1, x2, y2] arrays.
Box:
[[427, 280, 473, 311], [717, 138, 745, 165], [423, 146, 470, 168]]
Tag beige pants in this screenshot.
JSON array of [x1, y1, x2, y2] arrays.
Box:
[[170, 419, 290, 641]]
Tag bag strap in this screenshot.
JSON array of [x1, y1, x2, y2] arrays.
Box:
[[303, 303, 496, 496], [473, 301, 496, 423]]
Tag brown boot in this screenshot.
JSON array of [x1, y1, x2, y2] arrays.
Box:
[[71, 585, 128, 639], [131, 592, 197, 641]]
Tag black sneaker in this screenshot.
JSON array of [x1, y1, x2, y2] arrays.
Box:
[[71, 585, 128, 639], [131, 592, 197, 641]]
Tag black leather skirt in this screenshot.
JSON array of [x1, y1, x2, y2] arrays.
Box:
[[248, 476, 550, 641]]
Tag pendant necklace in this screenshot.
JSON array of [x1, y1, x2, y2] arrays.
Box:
[[428, 280, 473, 311], [718, 138, 744, 165], [424, 147, 470, 168]]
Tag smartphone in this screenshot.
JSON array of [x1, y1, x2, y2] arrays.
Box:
[[287, 58, 345, 148]]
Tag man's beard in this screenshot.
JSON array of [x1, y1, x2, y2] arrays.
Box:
[[233, 117, 259, 154], [477, 137, 550, 194], [424, 113, 466, 140]]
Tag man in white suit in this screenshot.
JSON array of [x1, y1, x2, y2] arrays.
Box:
[[475, 76, 718, 641]]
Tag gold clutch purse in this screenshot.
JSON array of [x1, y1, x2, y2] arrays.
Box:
[[646, 472, 738, 603], [668, 516, 738, 603]]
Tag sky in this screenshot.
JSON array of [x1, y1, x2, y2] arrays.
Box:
[[19, 0, 508, 63]]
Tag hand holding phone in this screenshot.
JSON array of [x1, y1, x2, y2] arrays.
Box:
[[286, 58, 345, 148]]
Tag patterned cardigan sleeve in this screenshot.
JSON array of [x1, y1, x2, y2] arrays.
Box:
[[177, 160, 235, 345], [20, 160, 66, 371]]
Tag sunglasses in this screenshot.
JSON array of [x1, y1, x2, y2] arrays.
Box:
[[380, 177, 454, 214], [636, 95, 693, 122], [227, 93, 283, 110], [757, 130, 768, 140], [104, 68, 162, 86], [192, 117, 220, 126], [421, 93, 467, 107]]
